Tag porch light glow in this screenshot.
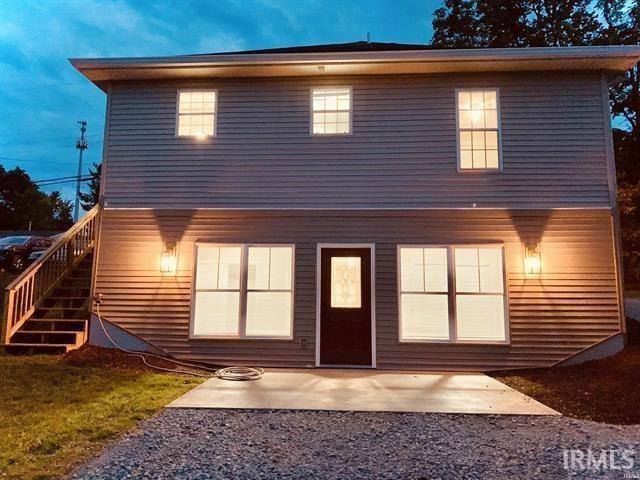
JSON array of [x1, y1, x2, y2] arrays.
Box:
[[160, 242, 177, 273], [524, 245, 541, 276]]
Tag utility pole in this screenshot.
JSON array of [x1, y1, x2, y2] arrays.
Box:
[[74, 120, 88, 222]]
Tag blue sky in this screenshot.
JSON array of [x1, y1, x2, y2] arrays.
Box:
[[0, 0, 441, 201]]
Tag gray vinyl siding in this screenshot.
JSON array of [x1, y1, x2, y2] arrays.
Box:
[[102, 72, 611, 209], [93, 208, 622, 371]]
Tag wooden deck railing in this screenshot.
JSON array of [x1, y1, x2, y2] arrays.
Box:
[[1, 205, 99, 344]]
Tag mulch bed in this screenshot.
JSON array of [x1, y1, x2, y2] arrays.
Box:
[[64, 345, 195, 374], [492, 345, 640, 424]]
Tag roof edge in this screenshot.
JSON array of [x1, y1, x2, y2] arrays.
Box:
[[70, 45, 640, 68], [69, 45, 640, 87]]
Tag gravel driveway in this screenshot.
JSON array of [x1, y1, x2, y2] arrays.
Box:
[[73, 409, 639, 479]]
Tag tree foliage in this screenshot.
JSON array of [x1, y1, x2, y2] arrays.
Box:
[[432, 0, 602, 48], [431, 0, 640, 283], [0, 165, 73, 231], [78, 162, 101, 211]]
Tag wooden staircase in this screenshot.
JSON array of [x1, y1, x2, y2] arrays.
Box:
[[1, 206, 98, 354], [4, 254, 92, 354]]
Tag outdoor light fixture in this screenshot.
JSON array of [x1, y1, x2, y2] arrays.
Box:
[[160, 242, 177, 273], [524, 244, 541, 276]]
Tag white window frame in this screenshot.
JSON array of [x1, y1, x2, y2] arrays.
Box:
[[455, 88, 503, 172], [175, 89, 218, 138], [310, 86, 353, 136], [397, 244, 510, 345], [190, 242, 295, 340]]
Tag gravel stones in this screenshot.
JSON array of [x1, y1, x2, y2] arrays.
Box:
[[73, 409, 640, 480]]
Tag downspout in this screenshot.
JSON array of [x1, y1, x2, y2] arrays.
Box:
[[601, 74, 627, 339], [89, 83, 112, 307]]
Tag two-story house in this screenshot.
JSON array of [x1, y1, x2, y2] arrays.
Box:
[[69, 42, 640, 370]]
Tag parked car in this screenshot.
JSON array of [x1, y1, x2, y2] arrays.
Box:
[[27, 249, 46, 263], [0, 236, 53, 273]]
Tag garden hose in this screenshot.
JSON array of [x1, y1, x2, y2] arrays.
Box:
[[92, 295, 263, 381]]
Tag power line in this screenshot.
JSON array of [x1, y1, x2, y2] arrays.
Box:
[[0, 80, 89, 94], [37, 176, 92, 187], [0, 156, 73, 165], [0, 142, 103, 153], [0, 133, 102, 148], [33, 174, 93, 184]]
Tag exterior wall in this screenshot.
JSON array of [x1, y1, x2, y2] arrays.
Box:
[[93, 208, 622, 370], [102, 72, 612, 210]]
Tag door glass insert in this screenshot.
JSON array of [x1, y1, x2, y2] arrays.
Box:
[[330, 257, 361, 308]]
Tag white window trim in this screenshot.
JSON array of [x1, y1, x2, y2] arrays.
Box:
[[309, 86, 353, 136], [189, 242, 295, 340], [397, 244, 510, 345], [175, 88, 218, 138], [454, 88, 503, 173]]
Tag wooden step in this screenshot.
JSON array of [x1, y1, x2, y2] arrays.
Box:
[[47, 296, 90, 301], [35, 307, 88, 313], [52, 287, 90, 296], [42, 298, 89, 308], [57, 280, 91, 290], [12, 331, 80, 345], [4, 343, 69, 355], [22, 319, 87, 332], [33, 307, 89, 320]]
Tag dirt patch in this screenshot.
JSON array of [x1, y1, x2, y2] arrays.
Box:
[[492, 345, 640, 425], [64, 345, 199, 374]]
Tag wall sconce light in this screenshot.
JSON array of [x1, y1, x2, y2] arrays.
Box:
[[160, 242, 177, 273], [524, 244, 541, 276]]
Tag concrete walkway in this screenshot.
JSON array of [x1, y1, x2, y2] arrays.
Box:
[[168, 369, 558, 415]]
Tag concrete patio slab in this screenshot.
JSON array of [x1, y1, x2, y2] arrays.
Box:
[[168, 369, 559, 415]]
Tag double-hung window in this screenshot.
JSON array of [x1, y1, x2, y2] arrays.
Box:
[[192, 244, 294, 339], [456, 89, 501, 170], [399, 245, 507, 343], [177, 90, 217, 137], [311, 87, 351, 135]]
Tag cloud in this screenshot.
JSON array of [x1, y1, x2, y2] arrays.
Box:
[[0, 0, 439, 201]]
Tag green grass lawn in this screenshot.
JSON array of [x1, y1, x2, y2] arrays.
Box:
[[0, 353, 203, 480]]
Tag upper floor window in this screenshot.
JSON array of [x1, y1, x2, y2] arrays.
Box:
[[177, 90, 216, 138], [456, 89, 501, 170], [311, 87, 351, 135]]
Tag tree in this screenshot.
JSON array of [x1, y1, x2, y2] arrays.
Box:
[[600, 2, 639, 158], [0, 165, 73, 231], [431, 0, 602, 49], [78, 162, 101, 211], [596, 1, 640, 283], [527, 0, 600, 47], [430, 0, 640, 283], [618, 181, 640, 281], [47, 191, 73, 230], [476, 0, 530, 47], [431, 0, 480, 48]]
